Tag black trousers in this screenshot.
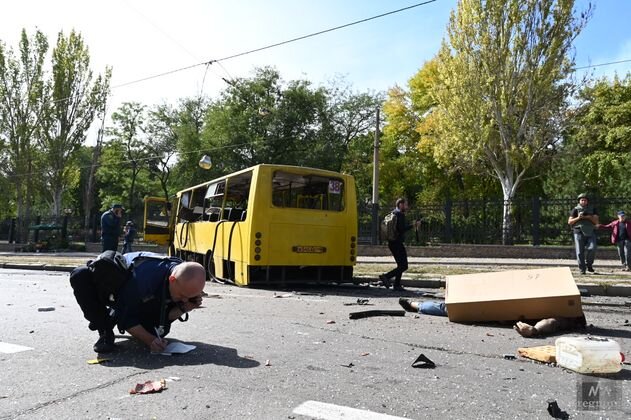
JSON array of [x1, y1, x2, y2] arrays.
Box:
[[384, 240, 408, 286], [69, 266, 112, 332]]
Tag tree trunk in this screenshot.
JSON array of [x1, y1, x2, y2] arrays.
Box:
[[84, 123, 105, 241], [500, 180, 515, 246]]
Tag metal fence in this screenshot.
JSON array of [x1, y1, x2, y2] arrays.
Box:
[[359, 197, 631, 246], [2, 196, 630, 247]]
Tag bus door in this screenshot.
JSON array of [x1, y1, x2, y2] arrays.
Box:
[[143, 197, 173, 246]]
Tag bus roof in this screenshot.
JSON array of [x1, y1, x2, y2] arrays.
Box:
[[176, 164, 353, 195]]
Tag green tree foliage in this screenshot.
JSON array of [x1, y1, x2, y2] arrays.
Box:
[[545, 74, 631, 198], [200, 67, 341, 174], [432, 0, 590, 244], [0, 29, 48, 240], [40, 30, 110, 216], [101, 102, 157, 220], [382, 59, 499, 208]]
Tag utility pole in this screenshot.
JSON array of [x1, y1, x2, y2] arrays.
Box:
[[370, 108, 380, 245]]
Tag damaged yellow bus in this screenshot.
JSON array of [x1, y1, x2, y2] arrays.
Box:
[[144, 164, 358, 286]]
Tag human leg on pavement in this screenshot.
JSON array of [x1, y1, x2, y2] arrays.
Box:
[[69, 266, 115, 352], [573, 232, 586, 274], [624, 239, 631, 270], [585, 235, 597, 272]]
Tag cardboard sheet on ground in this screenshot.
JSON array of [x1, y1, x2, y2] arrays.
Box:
[[517, 345, 557, 363], [158, 342, 196, 355], [445, 267, 583, 322]]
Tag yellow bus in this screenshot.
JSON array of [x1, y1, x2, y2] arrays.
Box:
[[144, 164, 358, 286]]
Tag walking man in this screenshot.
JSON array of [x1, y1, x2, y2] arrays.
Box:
[[379, 198, 420, 291], [568, 193, 599, 274]]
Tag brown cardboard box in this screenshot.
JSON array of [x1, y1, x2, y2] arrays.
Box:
[[445, 267, 583, 323]]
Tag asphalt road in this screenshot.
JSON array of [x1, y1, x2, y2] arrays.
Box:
[[1, 268, 630, 420]]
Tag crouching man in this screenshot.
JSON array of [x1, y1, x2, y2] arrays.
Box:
[[70, 252, 206, 353]]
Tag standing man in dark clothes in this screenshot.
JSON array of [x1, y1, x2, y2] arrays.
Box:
[[379, 198, 420, 291], [568, 193, 599, 274], [101, 204, 123, 252]]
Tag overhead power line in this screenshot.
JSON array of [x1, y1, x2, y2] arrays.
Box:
[[112, 0, 438, 89], [574, 58, 631, 71]]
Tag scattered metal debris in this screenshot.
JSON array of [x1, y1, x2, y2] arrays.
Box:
[[411, 354, 436, 369], [349, 310, 405, 319], [546, 400, 569, 420], [37, 307, 55, 312]]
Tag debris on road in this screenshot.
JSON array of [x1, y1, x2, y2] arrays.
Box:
[[546, 400, 569, 420], [343, 298, 371, 306], [325, 320, 336, 324], [411, 354, 436, 369], [340, 362, 354, 368], [502, 354, 516, 360], [517, 346, 556, 364], [87, 358, 111, 365], [348, 309, 405, 319], [129, 379, 167, 394], [273, 293, 294, 298], [37, 306, 55, 312], [265, 359, 271, 366]]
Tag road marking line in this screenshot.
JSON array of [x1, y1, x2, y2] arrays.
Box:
[[292, 400, 412, 420], [0, 342, 33, 353]]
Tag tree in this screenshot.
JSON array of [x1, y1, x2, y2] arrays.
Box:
[[40, 29, 110, 216], [432, 0, 591, 244], [545, 74, 631, 198], [0, 29, 48, 241], [104, 102, 151, 217]]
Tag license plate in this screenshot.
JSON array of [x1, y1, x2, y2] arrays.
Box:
[[292, 246, 326, 253]]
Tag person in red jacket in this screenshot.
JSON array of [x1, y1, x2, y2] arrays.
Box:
[[598, 210, 631, 271]]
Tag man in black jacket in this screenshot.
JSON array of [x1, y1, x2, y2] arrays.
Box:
[[379, 198, 419, 291]]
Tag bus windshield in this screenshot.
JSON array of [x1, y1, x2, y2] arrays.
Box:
[[272, 170, 345, 211]]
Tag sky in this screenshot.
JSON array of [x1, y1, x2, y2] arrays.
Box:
[[1, 0, 630, 132]]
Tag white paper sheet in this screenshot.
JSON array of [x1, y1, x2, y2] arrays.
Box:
[[159, 342, 196, 356]]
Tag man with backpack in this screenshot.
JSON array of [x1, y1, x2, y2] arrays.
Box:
[[69, 251, 206, 353], [379, 198, 420, 291]]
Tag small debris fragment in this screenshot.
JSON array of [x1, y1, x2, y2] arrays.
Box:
[[273, 293, 293, 298], [29, 330, 34, 334], [265, 359, 271, 366], [341, 362, 354, 368], [87, 358, 111, 365], [326, 320, 336, 324], [486, 332, 494, 337], [130, 379, 167, 394], [546, 400, 569, 420], [166, 376, 181, 382], [37, 307, 55, 312], [503, 354, 516, 360], [411, 353, 436, 369]]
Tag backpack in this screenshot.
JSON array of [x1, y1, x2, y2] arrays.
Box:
[[87, 250, 131, 305], [381, 211, 398, 241]]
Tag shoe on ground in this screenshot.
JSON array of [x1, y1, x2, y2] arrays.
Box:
[[93, 330, 116, 353], [392, 285, 405, 291], [379, 275, 391, 289], [580, 270, 586, 275], [399, 297, 414, 312], [587, 266, 595, 274]]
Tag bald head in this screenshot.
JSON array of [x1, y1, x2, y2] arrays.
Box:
[[169, 262, 206, 301]]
